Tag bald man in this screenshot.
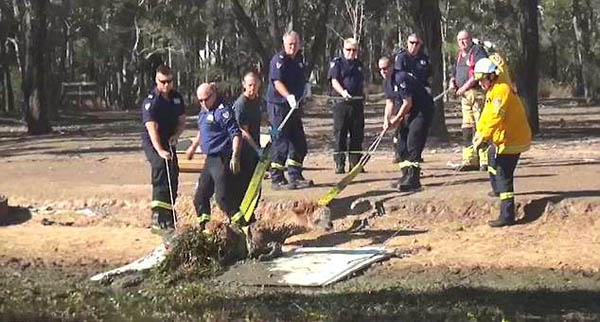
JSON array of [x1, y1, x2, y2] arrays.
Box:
[[186, 83, 242, 229], [450, 30, 488, 171], [229, 71, 264, 225]]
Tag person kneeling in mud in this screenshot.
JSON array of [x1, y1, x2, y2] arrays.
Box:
[[383, 61, 434, 192], [472, 58, 531, 227], [186, 83, 242, 229]]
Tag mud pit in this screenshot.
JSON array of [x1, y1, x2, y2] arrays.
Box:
[[1, 98, 600, 320]]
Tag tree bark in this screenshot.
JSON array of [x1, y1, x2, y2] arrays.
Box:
[[22, 0, 52, 134], [266, 0, 281, 51], [306, 0, 332, 77], [5, 64, 15, 113], [571, 0, 592, 99], [230, 0, 271, 71], [518, 0, 539, 134], [410, 0, 449, 140]]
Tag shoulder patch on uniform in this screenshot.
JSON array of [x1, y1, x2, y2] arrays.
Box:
[[420, 60, 427, 65], [400, 82, 407, 89], [329, 61, 336, 69], [217, 104, 225, 109], [144, 102, 151, 110], [276, 62, 282, 69], [493, 98, 502, 108], [147, 94, 154, 99], [222, 111, 230, 120]]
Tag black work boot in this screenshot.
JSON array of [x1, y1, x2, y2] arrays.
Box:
[[488, 218, 515, 227], [391, 167, 409, 188], [271, 177, 296, 191], [151, 208, 176, 232], [290, 175, 314, 189], [349, 154, 364, 173], [399, 166, 422, 192], [489, 199, 515, 227], [151, 208, 176, 248], [334, 154, 346, 174]]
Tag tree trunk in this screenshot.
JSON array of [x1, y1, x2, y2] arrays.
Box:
[[22, 0, 52, 134], [519, 0, 539, 134], [230, 0, 271, 72], [410, 0, 449, 140], [287, 0, 300, 34], [5, 65, 15, 113], [0, 44, 5, 113], [266, 0, 281, 51], [306, 0, 332, 78], [571, 0, 592, 100]]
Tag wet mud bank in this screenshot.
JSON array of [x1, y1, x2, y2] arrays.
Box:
[[1, 262, 599, 321]]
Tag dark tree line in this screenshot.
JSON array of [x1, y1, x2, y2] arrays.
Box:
[[1, 0, 599, 136]]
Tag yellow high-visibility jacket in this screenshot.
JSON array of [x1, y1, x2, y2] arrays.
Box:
[[489, 53, 512, 86], [477, 81, 531, 154]]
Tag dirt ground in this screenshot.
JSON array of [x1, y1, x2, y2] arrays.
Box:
[[1, 96, 599, 279]]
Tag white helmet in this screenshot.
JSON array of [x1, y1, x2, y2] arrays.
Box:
[[474, 58, 497, 80]]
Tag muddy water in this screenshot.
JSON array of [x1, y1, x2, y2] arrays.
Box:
[[1, 263, 599, 321]]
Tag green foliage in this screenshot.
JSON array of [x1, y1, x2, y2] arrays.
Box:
[[1, 0, 599, 114]]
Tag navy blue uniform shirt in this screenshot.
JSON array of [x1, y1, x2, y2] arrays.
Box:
[[392, 71, 433, 115], [266, 51, 306, 104], [394, 49, 432, 88], [327, 57, 364, 96], [384, 75, 396, 100], [141, 89, 185, 145], [198, 100, 241, 157]]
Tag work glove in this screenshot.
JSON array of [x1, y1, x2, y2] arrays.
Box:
[[303, 83, 312, 99], [341, 89, 352, 100], [256, 147, 264, 159], [230, 155, 241, 174], [286, 94, 297, 109], [269, 126, 280, 139]]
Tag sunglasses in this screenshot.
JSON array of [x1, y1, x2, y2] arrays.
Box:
[[158, 79, 173, 85], [198, 92, 213, 103], [344, 48, 357, 52]]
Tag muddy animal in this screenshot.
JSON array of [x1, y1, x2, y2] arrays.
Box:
[[204, 198, 332, 263]]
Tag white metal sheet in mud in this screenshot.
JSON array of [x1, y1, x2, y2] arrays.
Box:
[[269, 246, 389, 286], [90, 244, 166, 281]]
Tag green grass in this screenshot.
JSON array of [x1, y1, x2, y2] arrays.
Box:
[[1, 264, 600, 321]]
